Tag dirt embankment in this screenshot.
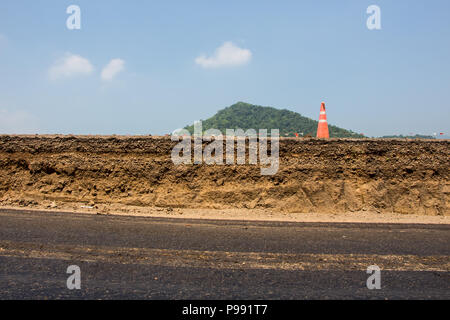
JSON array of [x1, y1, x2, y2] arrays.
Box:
[[0, 135, 448, 215]]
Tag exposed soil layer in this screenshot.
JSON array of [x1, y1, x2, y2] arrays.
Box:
[[0, 135, 448, 215]]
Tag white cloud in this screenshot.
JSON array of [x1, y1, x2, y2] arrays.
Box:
[[101, 59, 125, 81], [195, 42, 252, 69], [49, 53, 94, 80], [0, 109, 39, 134]]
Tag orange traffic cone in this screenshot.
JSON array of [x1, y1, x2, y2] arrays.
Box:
[[316, 102, 329, 138]]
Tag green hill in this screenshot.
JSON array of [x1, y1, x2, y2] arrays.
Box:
[[185, 102, 363, 138]]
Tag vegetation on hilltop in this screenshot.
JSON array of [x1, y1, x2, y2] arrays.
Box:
[[185, 102, 364, 138]]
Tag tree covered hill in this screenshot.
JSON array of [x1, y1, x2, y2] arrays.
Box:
[[185, 102, 364, 138]]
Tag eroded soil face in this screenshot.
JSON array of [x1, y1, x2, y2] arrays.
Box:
[[0, 135, 448, 215]]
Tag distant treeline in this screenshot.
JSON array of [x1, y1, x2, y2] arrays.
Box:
[[380, 134, 436, 139]]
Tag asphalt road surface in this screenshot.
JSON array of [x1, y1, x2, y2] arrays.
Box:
[[0, 209, 449, 299]]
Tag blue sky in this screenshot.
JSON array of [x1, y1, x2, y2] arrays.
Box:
[[0, 0, 449, 137]]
